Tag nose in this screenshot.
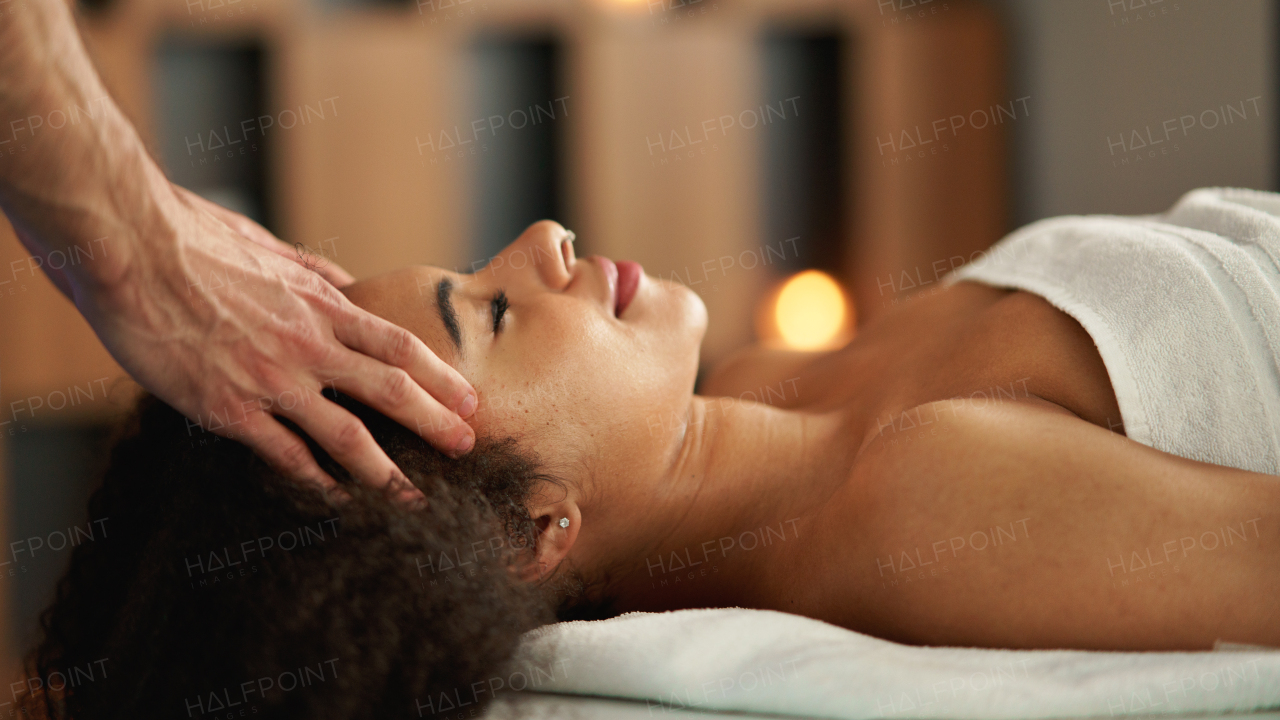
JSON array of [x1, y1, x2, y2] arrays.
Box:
[[494, 220, 574, 290]]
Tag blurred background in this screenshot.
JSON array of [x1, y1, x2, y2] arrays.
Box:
[[0, 0, 1273, 680]]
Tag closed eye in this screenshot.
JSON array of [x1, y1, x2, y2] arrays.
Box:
[[491, 290, 509, 334]]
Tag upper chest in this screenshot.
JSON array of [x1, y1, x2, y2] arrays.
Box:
[[791, 282, 1124, 434]]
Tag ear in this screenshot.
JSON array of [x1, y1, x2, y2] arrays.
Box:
[[520, 496, 581, 582]]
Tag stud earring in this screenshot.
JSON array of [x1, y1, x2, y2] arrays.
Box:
[[558, 517, 570, 529]]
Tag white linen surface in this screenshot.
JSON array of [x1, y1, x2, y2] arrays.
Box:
[[513, 608, 1280, 719]]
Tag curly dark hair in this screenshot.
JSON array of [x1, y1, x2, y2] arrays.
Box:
[[17, 392, 562, 720]]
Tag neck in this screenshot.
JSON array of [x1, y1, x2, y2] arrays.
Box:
[[572, 394, 854, 614]]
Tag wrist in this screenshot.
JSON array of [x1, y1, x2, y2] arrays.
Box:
[[9, 143, 178, 301], [5, 96, 187, 297], [76, 166, 184, 316]]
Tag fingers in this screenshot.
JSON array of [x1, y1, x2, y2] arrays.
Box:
[[330, 350, 476, 459], [238, 413, 350, 504], [296, 249, 358, 285], [325, 267, 359, 287], [276, 394, 426, 504], [157, 186, 424, 504], [332, 308, 478, 455], [292, 246, 357, 288]]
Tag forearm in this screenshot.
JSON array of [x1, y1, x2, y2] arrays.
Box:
[[0, 0, 171, 300]]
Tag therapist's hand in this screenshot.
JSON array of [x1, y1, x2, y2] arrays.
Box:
[[0, 0, 479, 500], [83, 185, 478, 499], [179, 188, 357, 289]]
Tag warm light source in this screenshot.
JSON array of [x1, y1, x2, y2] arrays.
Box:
[[772, 270, 848, 350]]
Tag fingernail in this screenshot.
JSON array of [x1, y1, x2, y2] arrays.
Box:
[[458, 393, 477, 419], [454, 432, 474, 456], [398, 485, 425, 506]]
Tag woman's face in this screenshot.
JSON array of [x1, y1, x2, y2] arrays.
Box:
[[343, 221, 707, 495]]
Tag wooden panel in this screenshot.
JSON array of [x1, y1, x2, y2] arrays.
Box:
[[846, 0, 1008, 321], [282, 17, 472, 275], [574, 9, 764, 365]]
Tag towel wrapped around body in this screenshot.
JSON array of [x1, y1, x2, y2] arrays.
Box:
[[945, 187, 1280, 475]]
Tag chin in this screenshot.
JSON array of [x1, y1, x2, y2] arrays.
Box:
[[683, 287, 710, 341], [649, 276, 708, 337], [658, 277, 708, 376]]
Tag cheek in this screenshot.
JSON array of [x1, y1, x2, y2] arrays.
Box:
[[470, 319, 604, 434], [472, 314, 670, 446]]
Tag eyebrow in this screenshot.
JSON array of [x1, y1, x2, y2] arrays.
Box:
[[436, 278, 462, 351]]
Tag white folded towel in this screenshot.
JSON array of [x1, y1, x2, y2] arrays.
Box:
[[512, 608, 1280, 719], [944, 187, 1280, 475]]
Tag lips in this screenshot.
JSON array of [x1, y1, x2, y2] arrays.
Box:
[[592, 256, 643, 317], [614, 261, 642, 316]]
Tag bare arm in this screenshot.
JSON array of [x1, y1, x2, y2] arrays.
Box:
[[0, 0, 477, 498], [844, 398, 1280, 650]]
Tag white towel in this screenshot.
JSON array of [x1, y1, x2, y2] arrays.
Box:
[[512, 608, 1280, 719], [944, 187, 1280, 475]]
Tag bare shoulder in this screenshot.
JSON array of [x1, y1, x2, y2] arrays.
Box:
[[857, 396, 1246, 488]]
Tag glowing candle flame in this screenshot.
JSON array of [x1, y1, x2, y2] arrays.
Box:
[[773, 270, 848, 350]]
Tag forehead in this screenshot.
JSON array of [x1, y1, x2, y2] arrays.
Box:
[[340, 266, 459, 365]]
